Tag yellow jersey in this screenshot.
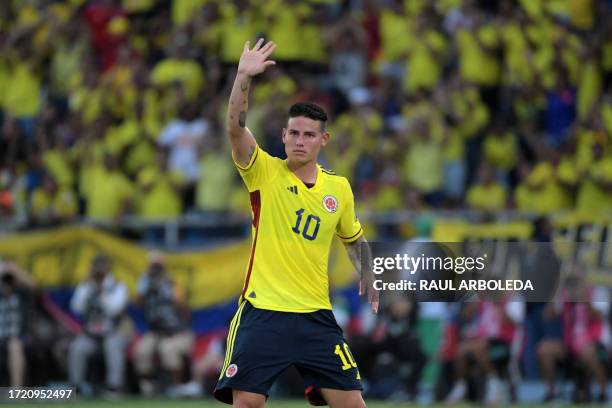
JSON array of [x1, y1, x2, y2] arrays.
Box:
[[234, 145, 363, 313]]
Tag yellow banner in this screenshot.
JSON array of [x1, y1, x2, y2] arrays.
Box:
[[0, 227, 358, 308], [432, 220, 533, 242]]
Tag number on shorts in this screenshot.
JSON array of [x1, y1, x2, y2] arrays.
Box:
[[334, 343, 357, 370]]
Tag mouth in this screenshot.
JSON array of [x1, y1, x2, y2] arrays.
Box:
[[293, 150, 307, 155]]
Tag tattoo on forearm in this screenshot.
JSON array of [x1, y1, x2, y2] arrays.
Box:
[[362, 240, 373, 278], [238, 111, 247, 128], [240, 80, 249, 92], [346, 242, 362, 275], [347, 237, 372, 278]]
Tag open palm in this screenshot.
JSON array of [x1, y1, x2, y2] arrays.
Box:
[[238, 39, 276, 77]]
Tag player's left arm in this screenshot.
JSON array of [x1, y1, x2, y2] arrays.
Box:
[[345, 235, 379, 314]]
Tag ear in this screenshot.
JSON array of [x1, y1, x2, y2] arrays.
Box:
[[281, 128, 287, 144], [321, 131, 330, 147]]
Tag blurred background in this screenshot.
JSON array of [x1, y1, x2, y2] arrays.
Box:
[[1, 0, 612, 405]]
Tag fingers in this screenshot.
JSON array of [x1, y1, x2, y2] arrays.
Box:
[[264, 60, 276, 68], [369, 292, 379, 314], [371, 288, 380, 306], [360, 277, 379, 314], [253, 38, 265, 51], [366, 280, 379, 314], [261, 41, 276, 57], [248, 39, 275, 57]]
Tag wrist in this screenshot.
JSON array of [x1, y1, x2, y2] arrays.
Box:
[[236, 70, 252, 79]]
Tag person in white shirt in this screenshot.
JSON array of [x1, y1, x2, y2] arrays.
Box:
[[68, 255, 128, 395]]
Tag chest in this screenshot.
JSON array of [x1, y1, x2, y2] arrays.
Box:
[[261, 176, 342, 241]]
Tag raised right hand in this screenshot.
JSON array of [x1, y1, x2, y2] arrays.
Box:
[[237, 39, 276, 77]]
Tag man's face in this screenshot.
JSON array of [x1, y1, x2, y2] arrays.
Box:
[[91, 260, 109, 283], [149, 263, 165, 282], [282, 116, 329, 165]]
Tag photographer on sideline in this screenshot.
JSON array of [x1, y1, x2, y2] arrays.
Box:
[[134, 252, 195, 397], [0, 260, 35, 387], [68, 255, 128, 396]]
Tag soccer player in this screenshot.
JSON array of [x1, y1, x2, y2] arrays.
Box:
[[213, 39, 379, 408]]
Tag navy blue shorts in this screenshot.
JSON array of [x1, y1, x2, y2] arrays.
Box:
[[214, 301, 362, 405]]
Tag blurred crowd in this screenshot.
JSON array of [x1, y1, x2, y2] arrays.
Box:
[[1, 0, 612, 231]]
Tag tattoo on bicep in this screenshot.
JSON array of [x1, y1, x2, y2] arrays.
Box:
[[238, 111, 247, 128]]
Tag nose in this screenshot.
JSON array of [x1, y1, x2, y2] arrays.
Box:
[[296, 134, 305, 147]]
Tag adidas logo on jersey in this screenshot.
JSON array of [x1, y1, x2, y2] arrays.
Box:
[[287, 185, 298, 195]]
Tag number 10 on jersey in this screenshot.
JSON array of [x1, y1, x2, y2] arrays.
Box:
[[292, 209, 321, 241]]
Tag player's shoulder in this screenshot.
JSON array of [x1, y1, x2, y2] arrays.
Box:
[[319, 165, 352, 190], [257, 146, 285, 167], [320, 165, 338, 177], [320, 165, 343, 181]]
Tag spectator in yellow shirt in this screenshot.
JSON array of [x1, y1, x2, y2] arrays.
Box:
[[500, 8, 534, 87], [576, 143, 612, 213], [196, 133, 234, 213], [569, 0, 594, 31], [403, 12, 448, 93], [466, 164, 507, 211], [137, 148, 185, 220], [69, 67, 106, 124], [86, 154, 134, 222], [455, 12, 501, 108], [576, 45, 602, 120], [218, 0, 258, 64], [151, 42, 204, 101], [372, 161, 403, 212], [515, 161, 573, 214], [4, 45, 42, 137], [262, 0, 312, 62], [482, 119, 518, 185], [377, 0, 411, 79], [402, 117, 444, 206], [30, 172, 78, 226]]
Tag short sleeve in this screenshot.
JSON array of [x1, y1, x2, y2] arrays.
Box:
[[336, 179, 363, 243], [233, 144, 274, 191]]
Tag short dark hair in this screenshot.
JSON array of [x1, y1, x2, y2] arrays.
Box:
[[288, 102, 328, 132]]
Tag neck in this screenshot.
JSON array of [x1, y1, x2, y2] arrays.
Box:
[[287, 159, 318, 184]]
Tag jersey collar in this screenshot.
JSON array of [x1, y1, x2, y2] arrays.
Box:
[[284, 160, 323, 190]]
